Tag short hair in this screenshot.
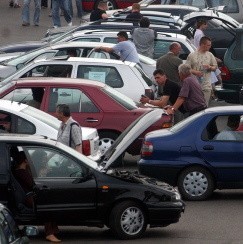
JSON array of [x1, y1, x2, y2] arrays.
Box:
[[169, 42, 180, 51], [199, 36, 211, 45], [153, 69, 165, 76], [56, 104, 71, 117], [140, 17, 150, 28], [98, 1, 107, 7], [15, 151, 27, 166], [227, 115, 241, 128], [178, 63, 191, 76], [196, 19, 207, 29], [132, 3, 140, 11], [117, 31, 128, 40]]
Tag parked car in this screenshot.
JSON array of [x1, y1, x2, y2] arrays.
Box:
[[160, 0, 243, 23], [0, 203, 38, 244], [60, 30, 195, 60], [0, 57, 155, 102], [0, 100, 99, 157], [0, 77, 173, 155], [138, 106, 243, 201], [0, 109, 184, 240], [215, 28, 243, 104], [0, 42, 155, 81]]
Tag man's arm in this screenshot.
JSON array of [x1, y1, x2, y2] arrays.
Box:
[[140, 95, 170, 108], [75, 144, 83, 154], [166, 97, 185, 115], [95, 46, 113, 53]]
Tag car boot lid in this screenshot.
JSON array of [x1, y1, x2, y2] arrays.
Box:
[[98, 108, 170, 171]]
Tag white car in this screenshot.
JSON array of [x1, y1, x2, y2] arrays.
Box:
[[0, 100, 99, 157], [0, 57, 155, 102], [0, 42, 155, 81]]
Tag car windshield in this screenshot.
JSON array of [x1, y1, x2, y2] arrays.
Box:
[[22, 106, 60, 130], [102, 85, 138, 109], [170, 111, 204, 133]]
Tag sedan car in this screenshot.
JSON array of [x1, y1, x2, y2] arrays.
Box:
[[139, 106, 243, 201], [0, 109, 184, 240], [0, 203, 38, 244], [0, 57, 155, 102], [0, 100, 99, 157], [0, 78, 172, 155]]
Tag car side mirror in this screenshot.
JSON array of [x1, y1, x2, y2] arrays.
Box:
[[16, 63, 24, 70]]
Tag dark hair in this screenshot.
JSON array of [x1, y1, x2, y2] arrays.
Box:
[[153, 69, 165, 76], [117, 31, 128, 40], [15, 151, 27, 166], [32, 88, 44, 103], [228, 115, 241, 128], [196, 19, 207, 28], [56, 104, 71, 117], [140, 17, 150, 28], [199, 36, 211, 45]]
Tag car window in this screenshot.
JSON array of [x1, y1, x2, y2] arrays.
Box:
[[77, 65, 123, 88], [72, 37, 101, 42], [48, 88, 99, 113], [26, 147, 88, 178], [55, 48, 81, 57], [104, 37, 118, 44], [16, 116, 36, 134], [232, 32, 243, 60]]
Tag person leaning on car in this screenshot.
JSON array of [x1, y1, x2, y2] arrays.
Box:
[[56, 104, 82, 153], [140, 69, 185, 123], [166, 63, 207, 117]]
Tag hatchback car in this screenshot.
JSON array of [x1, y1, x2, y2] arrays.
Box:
[[0, 78, 172, 155], [139, 106, 243, 201], [0, 100, 99, 157], [0, 109, 184, 240], [0, 57, 155, 102]]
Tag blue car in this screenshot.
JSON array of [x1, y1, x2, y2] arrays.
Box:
[[138, 106, 243, 201]]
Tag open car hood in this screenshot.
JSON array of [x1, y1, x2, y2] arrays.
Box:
[[98, 109, 169, 171]]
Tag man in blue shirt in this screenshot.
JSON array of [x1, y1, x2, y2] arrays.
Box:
[[96, 31, 140, 64]]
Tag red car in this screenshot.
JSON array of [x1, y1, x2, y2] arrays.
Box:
[[0, 77, 172, 155]]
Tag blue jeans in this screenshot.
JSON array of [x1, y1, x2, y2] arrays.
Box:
[[68, 0, 83, 18], [22, 0, 41, 25], [52, 0, 72, 27]]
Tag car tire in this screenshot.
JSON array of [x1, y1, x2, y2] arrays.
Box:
[[99, 131, 119, 155], [177, 166, 214, 201], [109, 201, 147, 240], [95, 0, 117, 10]]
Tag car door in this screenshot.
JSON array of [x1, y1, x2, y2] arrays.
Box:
[[24, 146, 97, 223], [195, 114, 243, 183], [45, 87, 103, 128]]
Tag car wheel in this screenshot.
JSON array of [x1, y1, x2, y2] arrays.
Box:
[[109, 201, 147, 240], [95, 0, 117, 10], [99, 131, 119, 155], [177, 166, 214, 201]]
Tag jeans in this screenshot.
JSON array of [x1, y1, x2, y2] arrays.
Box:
[[68, 0, 83, 18], [22, 0, 41, 25], [52, 0, 72, 27]]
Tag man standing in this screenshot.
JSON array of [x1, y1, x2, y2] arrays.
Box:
[[166, 63, 207, 116], [52, 0, 72, 28], [97, 31, 140, 64], [22, 0, 41, 26], [156, 42, 183, 84], [56, 104, 82, 153], [132, 17, 157, 59], [90, 1, 108, 21], [186, 36, 217, 106], [126, 3, 143, 21], [140, 69, 184, 123]]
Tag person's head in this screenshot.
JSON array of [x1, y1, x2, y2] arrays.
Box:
[[153, 69, 167, 86], [56, 104, 71, 122], [32, 87, 44, 103], [1, 115, 11, 132], [98, 1, 108, 10], [196, 19, 208, 30], [178, 63, 191, 81], [140, 17, 150, 28], [199, 36, 212, 52], [227, 115, 241, 130], [14, 151, 28, 169], [169, 42, 182, 56], [67, 49, 77, 57], [131, 3, 140, 12], [117, 31, 128, 42]]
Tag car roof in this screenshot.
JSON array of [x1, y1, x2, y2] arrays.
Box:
[[0, 100, 28, 112], [13, 77, 107, 88], [205, 106, 243, 113]]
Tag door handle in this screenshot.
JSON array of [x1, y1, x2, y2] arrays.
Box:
[[85, 118, 98, 122], [203, 145, 214, 150]]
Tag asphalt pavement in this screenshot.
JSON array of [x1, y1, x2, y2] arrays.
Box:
[[0, 0, 89, 46]]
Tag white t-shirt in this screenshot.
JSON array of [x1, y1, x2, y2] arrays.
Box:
[[193, 29, 204, 48]]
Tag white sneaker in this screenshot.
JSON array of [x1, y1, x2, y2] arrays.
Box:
[[53, 25, 58, 28], [67, 22, 72, 27]]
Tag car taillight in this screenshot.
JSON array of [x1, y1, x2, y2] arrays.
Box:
[[141, 141, 153, 157], [145, 88, 154, 99], [219, 65, 231, 81], [82, 140, 91, 156], [162, 122, 173, 128]]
